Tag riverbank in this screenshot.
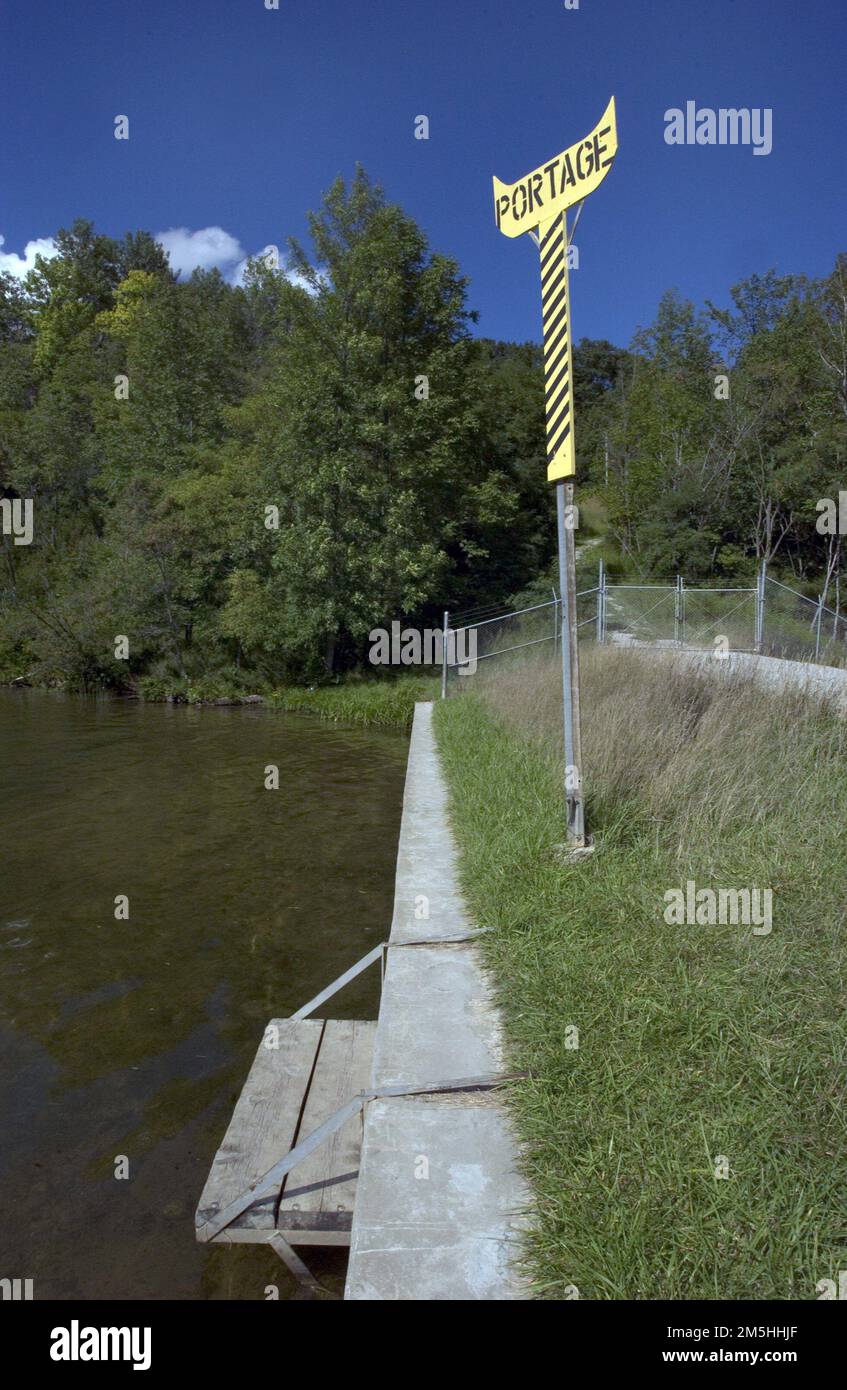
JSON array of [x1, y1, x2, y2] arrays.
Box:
[[433, 646, 847, 1298], [3, 672, 437, 731], [267, 677, 438, 729]]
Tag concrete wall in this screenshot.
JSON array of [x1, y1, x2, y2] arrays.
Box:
[[612, 635, 847, 711], [344, 702, 530, 1301]]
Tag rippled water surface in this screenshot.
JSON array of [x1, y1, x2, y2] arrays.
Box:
[[0, 689, 407, 1299]]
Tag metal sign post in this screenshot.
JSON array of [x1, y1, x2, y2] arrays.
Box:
[[542, 205, 585, 844], [557, 475, 586, 844], [492, 97, 618, 848]]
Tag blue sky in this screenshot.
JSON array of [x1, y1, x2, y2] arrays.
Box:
[[2, 0, 845, 347]]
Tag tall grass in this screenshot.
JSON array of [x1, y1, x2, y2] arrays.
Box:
[[268, 674, 438, 729], [434, 647, 847, 1299]]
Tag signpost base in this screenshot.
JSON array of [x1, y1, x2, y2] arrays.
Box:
[[553, 841, 596, 864], [556, 480, 587, 848]]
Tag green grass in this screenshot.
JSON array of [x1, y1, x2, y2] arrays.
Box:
[[267, 674, 439, 729], [133, 670, 437, 729], [433, 648, 847, 1299]]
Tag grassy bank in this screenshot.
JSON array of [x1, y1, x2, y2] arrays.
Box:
[[433, 647, 847, 1299], [137, 673, 435, 729], [5, 667, 433, 731], [267, 675, 438, 729]]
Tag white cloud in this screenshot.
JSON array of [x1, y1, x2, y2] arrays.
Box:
[[1, 224, 320, 295], [230, 244, 278, 287], [0, 234, 59, 280], [155, 225, 245, 278], [227, 245, 319, 293], [287, 266, 322, 295], [155, 226, 317, 291]]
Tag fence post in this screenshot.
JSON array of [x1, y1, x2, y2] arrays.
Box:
[[754, 566, 760, 650], [756, 558, 767, 653], [552, 587, 559, 654], [440, 610, 449, 698], [814, 594, 823, 663], [674, 575, 683, 645], [675, 569, 684, 644], [596, 560, 605, 643]]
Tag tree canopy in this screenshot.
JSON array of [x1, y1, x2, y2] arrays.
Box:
[[1, 177, 844, 689]]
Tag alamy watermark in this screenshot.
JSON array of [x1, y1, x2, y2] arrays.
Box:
[[1, 497, 33, 545], [369, 622, 477, 674], [815, 492, 847, 534], [50, 1321, 151, 1371], [664, 102, 772, 157], [663, 880, 773, 935], [817, 1271, 847, 1299], [1, 1277, 33, 1300]]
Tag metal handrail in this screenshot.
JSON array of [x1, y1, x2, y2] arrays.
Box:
[[450, 598, 557, 634], [449, 634, 556, 665]]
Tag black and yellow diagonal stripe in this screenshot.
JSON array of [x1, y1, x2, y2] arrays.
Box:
[[539, 212, 575, 482]]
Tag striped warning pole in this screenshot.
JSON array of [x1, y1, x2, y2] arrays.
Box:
[[540, 211, 575, 485], [538, 209, 586, 848]]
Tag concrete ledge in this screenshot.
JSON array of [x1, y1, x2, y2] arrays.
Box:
[[387, 702, 473, 943], [373, 943, 505, 1086], [345, 1098, 528, 1301], [345, 702, 530, 1301], [612, 635, 847, 710]]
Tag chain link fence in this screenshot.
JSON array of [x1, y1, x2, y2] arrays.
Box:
[[682, 587, 759, 652], [602, 583, 679, 645], [443, 563, 847, 690], [762, 577, 847, 664], [445, 586, 600, 691]]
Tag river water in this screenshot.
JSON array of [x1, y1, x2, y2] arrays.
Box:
[[0, 689, 407, 1300]]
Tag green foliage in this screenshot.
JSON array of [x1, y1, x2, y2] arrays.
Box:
[[435, 653, 847, 1297], [1, 183, 845, 689], [268, 673, 436, 729], [586, 268, 847, 587]]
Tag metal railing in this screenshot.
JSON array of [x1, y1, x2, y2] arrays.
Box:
[[442, 561, 847, 690], [444, 584, 601, 690]]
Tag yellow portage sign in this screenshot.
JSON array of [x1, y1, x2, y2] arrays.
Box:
[[491, 100, 618, 849], [492, 97, 618, 482], [493, 96, 617, 239]]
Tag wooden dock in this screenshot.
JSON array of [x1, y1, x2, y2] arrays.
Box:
[[196, 703, 528, 1299], [196, 1018, 375, 1249]]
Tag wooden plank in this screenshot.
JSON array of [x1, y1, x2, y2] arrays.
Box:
[[277, 1020, 376, 1236], [196, 1019, 324, 1236], [210, 1227, 352, 1248]]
